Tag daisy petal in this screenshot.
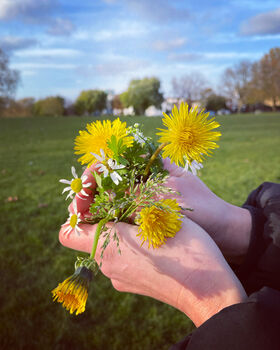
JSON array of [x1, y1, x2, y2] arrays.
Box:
[[60, 179, 71, 185], [71, 166, 78, 178], [73, 199, 78, 213], [81, 175, 88, 182], [183, 162, 189, 172], [110, 171, 122, 185], [103, 168, 109, 178], [62, 186, 71, 194], [115, 164, 125, 170], [91, 152, 104, 162], [81, 189, 89, 196], [64, 226, 72, 235], [190, 165, 197, 176], [76, 193, 86, 200], [66, 191, 74, 200]]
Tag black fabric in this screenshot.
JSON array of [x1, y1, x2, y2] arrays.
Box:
[[234, 182, 280, 294], [170, 182, 280, 350], [171, 287, 280, 350]]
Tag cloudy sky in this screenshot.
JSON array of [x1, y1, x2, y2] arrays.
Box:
[[1, 0, 280, 101]]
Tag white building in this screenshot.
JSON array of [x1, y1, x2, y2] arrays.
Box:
[[145, 105, 162, 117]]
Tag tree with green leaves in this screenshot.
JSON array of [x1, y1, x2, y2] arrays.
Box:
[[120, 77, 163, 115], [75, 90, 107, 115], [33, 96, 65, 116], [205, 94, 227, 112]]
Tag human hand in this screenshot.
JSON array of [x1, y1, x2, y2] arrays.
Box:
[[163, 159, 252, 263], [60, 166, 247, 326]]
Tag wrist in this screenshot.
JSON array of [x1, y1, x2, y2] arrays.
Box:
[[176, 260, 247, 327], [223, 204, 252, 263]]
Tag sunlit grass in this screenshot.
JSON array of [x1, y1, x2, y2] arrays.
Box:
[[0, 112, 279, 349]]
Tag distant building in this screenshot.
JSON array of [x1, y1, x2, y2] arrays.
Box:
[[123, 106, 135, 116], [145, 105, 162, 117], [105, 90, 114, 114]]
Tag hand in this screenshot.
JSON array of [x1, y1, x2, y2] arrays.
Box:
[[60, 168, 247, 326], [163, 159, 252, 263]]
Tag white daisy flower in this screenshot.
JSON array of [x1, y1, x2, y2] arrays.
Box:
[[62, 200, 82, 237], [128, 123, 146, 145], [91, 148, 106, 163], [132, 130, 146, 145], [60, 166, 92, 200], [91, 149, 125, 185], [184, 160, 203, 176]]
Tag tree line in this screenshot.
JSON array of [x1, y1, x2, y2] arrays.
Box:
[[0, 47, 279, 117]]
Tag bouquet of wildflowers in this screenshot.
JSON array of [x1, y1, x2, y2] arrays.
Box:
[[52, 102, 221, 315]]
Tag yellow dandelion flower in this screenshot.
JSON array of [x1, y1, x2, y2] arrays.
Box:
[[52, 266, 92, 315], [157, 102, 221, 167], [136, 199, 183, 248], [74, 118, 134, 166]]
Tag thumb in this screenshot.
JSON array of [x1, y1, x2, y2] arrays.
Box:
[[59, 222, 97, 254]]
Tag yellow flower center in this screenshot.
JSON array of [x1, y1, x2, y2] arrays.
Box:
[[71, 178, 82, 193], [70, 214, 78, 228], [179, 129, 194, 147]]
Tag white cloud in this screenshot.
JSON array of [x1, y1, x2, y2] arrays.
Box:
[[241, 8, 280, 35], [72, 30, 91, 40], [47, 18, 75, 36], [168, 52, 203, 61], [0, 0, 75, 38], [123, 0, 189, 22], [11, 62, 76, 70], [92, 21, 148, 41], [0, 0, 54, 21], [95, 59, 148, 76], [168, 51, 262, 61], [14, 48, 82, 58], [211, 31, 280, 44], [21, 70, 37, 77], [205, 52, 261, 59], [152, 38, 187, 51], [0, 36, 37, 51]]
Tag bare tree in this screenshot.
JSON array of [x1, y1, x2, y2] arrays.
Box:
[[172, 72, 208, 106], [252, 47, 280, 110], [220, 60, 253, 112], [0, 48, 20, 98]]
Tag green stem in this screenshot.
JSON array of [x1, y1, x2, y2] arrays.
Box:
[[143, 142, 167, 180], [90, 217, 110, 260]]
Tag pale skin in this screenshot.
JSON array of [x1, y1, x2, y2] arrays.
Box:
[[60, 160, 251, 327]]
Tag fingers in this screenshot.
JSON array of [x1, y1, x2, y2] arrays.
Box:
[[162, 157, 186, 177], [68, 163, 99, 215], [59, 221, 129, 258]]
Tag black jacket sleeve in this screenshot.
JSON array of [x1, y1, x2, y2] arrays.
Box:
[[170, 182, 280, 350]]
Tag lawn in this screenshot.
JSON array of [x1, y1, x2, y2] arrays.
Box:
[[0, 112, 280, 350]]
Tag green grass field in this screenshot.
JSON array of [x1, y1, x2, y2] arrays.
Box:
[[0, 113, 280, 350]]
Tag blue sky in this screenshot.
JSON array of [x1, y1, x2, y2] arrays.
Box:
[[1, 0, 280, 101]]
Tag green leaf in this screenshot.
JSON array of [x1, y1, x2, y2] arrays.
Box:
[[93, 171, 103, 188], [107, 135, 127, 161], [107, 135, 118, 155]]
